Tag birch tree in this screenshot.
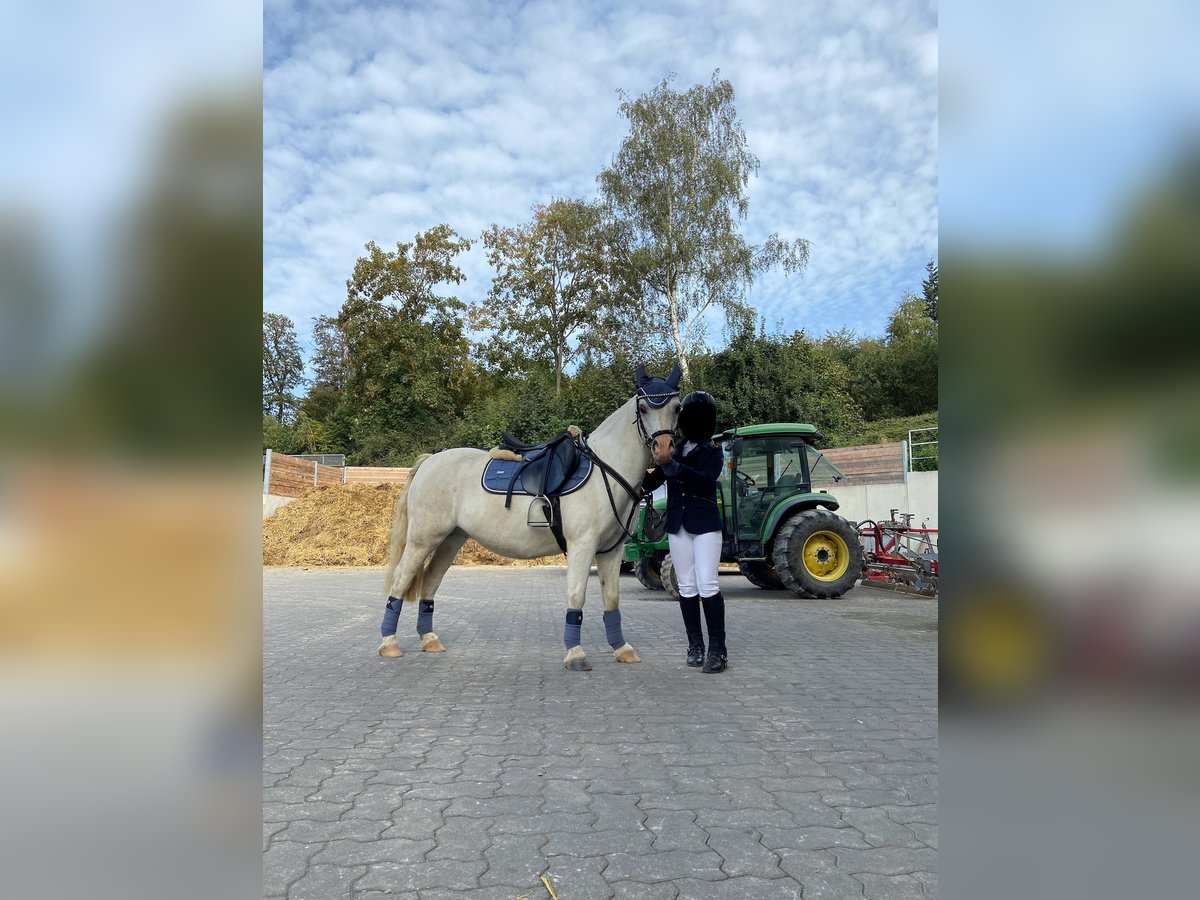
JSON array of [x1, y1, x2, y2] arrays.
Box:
[[599, 71, 810, 379]]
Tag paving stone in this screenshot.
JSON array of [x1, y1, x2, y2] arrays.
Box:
[[262, 841, 317, 897], [541, 855, 611, 900], [264, 569, 936, 900], [590, 793, 647, 831], [381, 799, 451, 840], [772, 792, 845, 827], [858, 871, 929, 899], [279, 817, 390, 844], [704, 827, 784, 878], [286, 863, 364, 900], [310, 837, 432, 866], [757, 825, 871, 852], [357, 859, 487, 893], [646, 810, 710, 853], [671, 876, 804, 899], [263, 800, 352, 823], [905, 822, 937, 849], [479, 833, 550, 887], [543, 828, 655, 858], [776, 848, 866, 900], [838, 806, 927, 848], [604, 850, 726, 882], [834, 846, 939, 876], [425, 816, 493, 862], [611, 881, 679, 900]]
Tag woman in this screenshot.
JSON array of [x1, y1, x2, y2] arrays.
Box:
[[643, 390, 727, 673]]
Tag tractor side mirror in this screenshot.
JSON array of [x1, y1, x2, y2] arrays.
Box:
[[730, 437, 743, 455]]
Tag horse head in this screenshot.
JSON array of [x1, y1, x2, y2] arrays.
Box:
[[634, 364, 683, 461]]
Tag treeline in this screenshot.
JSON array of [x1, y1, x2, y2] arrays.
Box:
[[262, 72, 937, 464], [262, 275, 937, 465]]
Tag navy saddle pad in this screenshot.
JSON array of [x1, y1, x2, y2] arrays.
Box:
[[482, 448, 593, 499]]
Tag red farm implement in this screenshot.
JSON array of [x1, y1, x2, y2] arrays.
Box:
[[857, 510, 939, 596]]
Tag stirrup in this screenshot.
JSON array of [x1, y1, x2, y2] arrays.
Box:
[[526, 496, 553, 528]]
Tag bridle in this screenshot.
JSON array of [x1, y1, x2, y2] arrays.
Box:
[[634, 388, 680, 450]]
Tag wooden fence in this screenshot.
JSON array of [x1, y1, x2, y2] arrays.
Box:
[[263, 451, 411, 497], [821, 442, 907, 485], [266, 440, 909, 498]]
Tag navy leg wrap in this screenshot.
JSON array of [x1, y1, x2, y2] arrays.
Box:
[[564, 608, 583, 648], [417, 599, 435, 635], [602, 609, 625, 649], [380, 597, 403, 637]]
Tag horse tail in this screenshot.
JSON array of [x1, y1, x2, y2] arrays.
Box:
[[382, 453, 432, 601]]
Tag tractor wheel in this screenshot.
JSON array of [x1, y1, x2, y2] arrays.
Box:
[[772, 509, 863, 599], [738, 559, 785, 590], [660, 553, 681, 600], [634, 555, 665, 591]]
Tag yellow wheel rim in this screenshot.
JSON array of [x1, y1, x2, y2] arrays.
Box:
[[801, 530, 850, 581]]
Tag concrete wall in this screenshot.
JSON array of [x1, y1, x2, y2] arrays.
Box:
[[263, 494, 296, 520], [828, 470, 938, 530]]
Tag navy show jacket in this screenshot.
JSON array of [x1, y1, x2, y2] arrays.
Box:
[[641, 441, 724, 536]]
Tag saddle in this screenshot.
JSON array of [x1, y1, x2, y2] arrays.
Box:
[[481, 430, 593, 553]]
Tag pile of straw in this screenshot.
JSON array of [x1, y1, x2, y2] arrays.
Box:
[[262, 483, 567, 568]]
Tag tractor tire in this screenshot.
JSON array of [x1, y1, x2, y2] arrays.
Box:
[[661, 553, 681, 600], [738, 559, 785, 590], [634, 555, 665, 591], [772, 509, 863, 599]]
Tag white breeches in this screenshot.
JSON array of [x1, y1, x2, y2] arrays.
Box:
[[667, 528, 722, 597]]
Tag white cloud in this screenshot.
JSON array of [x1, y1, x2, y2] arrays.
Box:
[[264, 0, 937, 356]]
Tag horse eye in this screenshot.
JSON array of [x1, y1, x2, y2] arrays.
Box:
[[674, 403, 681, 413], [638, 403, 647, 414]]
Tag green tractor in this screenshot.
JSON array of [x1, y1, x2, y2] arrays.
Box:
[[624, 423, 863, 599]]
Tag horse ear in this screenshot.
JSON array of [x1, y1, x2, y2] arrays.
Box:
[[634, 365, 648, 388], [666, 364, 682, 388]]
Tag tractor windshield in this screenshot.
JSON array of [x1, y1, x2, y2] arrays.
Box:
[[729, 436, 811, 539], [806, 446, 845, 485]]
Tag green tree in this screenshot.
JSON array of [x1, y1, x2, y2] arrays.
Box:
[[476, 199, 619, 395], [598, 71, 810, 379], [310, 314, 349, 392], [263, 311, 304, 422], [696, 320, 864, 443], [922, 258, 938, 323], [335, 226, 475, 457], [849, 294, 938, 419]]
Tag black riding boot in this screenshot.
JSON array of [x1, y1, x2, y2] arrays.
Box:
[[700, 592, 728, 673], [678, 594, 705, 666]]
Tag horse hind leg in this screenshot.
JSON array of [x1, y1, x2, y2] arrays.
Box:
[[413, 533, 467, 653], [378, 536, 440, 658]]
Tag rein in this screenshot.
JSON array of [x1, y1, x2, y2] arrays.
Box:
[[577, 434, 648, 554]]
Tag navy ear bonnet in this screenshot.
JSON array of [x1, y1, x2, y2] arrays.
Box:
[[634, 363, 682, 407]]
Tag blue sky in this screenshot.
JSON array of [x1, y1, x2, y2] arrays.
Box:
[[264, 0, 938, 362]]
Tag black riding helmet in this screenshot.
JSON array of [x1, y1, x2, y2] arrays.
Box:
[[678, 391, 717, 443]]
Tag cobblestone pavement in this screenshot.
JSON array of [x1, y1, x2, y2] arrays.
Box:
[[264, 567, 937, 899]]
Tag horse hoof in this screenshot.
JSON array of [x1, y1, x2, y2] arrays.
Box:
[[613, 645, 641, 663], [564, 658, 592, 671], [378, 637, 404, 658], [421, 633, 446, 653]]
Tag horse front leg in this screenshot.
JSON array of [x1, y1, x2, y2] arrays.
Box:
[[562, 548, 594, 672], [597, 549, 639, 663]]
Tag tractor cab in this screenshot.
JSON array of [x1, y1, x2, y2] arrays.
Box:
[[717, 423, 844, 559]]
